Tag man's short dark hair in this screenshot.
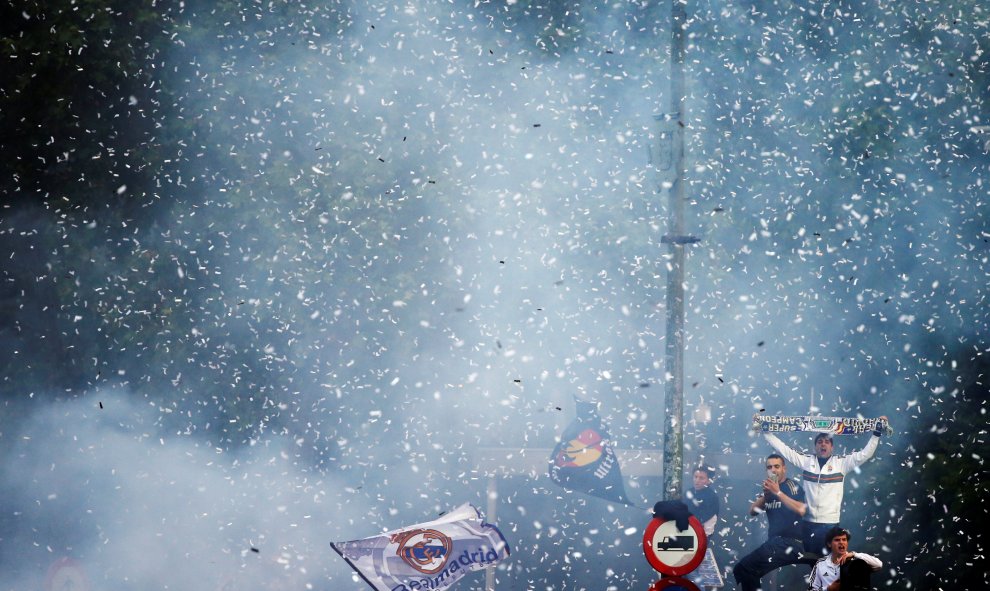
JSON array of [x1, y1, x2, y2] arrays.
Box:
[[695, 464, 715, 479], [825, 526, 851, 545], [815, 433, 834, 444], [766, 453, 786, 465]]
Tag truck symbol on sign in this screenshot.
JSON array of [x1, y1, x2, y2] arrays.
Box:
[[656, 536, 695, 551]]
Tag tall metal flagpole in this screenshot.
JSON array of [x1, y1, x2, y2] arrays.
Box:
[[657, 0, 695, 501]]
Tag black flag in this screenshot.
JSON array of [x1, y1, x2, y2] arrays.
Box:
[[548, 399, 632, 505]]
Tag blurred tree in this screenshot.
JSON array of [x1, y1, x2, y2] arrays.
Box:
[[884, 341, 988, 588], [0, 0, 179, 204]]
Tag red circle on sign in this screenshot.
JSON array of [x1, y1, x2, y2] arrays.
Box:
[[647, 576, 702, 591], [642, 515, 707, 576], [44, 557, 90, 591]]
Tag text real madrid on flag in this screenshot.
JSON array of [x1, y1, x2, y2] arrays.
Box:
[[331, 503, 510, 591]]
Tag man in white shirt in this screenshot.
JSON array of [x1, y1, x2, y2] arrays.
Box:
[[808, 527, 882, 591]]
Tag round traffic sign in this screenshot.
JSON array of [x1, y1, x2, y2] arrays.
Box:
[[642, 515, 707, 576], [647, 575, 702, 591], [44, 557, 90, 591]]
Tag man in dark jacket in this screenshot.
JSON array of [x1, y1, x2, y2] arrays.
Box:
[[732, 454, 817, 591], [686, 464, 720, 536]]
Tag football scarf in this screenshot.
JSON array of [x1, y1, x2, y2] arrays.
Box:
[[752, 413, 892, 436]]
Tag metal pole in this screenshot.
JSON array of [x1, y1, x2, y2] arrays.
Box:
[[661, 0, 688, 501], [485, 476, 497, 590]]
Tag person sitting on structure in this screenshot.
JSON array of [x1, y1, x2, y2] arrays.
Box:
[[686, 464, 719, 536], [808, 526, 882, 591], [732, 453, 817, 591]]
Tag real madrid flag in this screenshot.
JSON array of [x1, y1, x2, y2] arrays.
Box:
[[549, 398, 632, 505], [331, 503, 510, 591]]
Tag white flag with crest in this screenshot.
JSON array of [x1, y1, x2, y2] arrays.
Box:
[[331, 503, 510, 591]]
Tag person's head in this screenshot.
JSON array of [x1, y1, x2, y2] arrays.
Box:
[[765, 453, 787, 480], [693, 465, 715, 490], [826, 526, 851, 557], [814, 433, 834, 459]]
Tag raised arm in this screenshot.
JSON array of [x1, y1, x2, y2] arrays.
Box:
[[834, 429, 883, 475], [841, 415, 889, 471]]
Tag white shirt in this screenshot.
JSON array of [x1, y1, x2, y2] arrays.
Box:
[[808, 552, 883, 591]]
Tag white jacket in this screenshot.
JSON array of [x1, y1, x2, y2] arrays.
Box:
[[764, 433, 879, 524], [808, 552, 882, 591]]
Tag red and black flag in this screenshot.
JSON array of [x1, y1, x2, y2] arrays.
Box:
[[548, 398, 632, 505]]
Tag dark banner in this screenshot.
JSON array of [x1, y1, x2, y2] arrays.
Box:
[[549, 399, 632, 505]]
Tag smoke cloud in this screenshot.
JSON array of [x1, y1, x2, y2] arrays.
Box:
[[1, 0, 986, 589]]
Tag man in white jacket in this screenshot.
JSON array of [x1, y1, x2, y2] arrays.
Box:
[[808, 527, 882, 591], [763, 416, 887, 553]]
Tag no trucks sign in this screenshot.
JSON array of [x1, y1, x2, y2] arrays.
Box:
[[642, 514, 707, 576], [44, 557, 90, 591]]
